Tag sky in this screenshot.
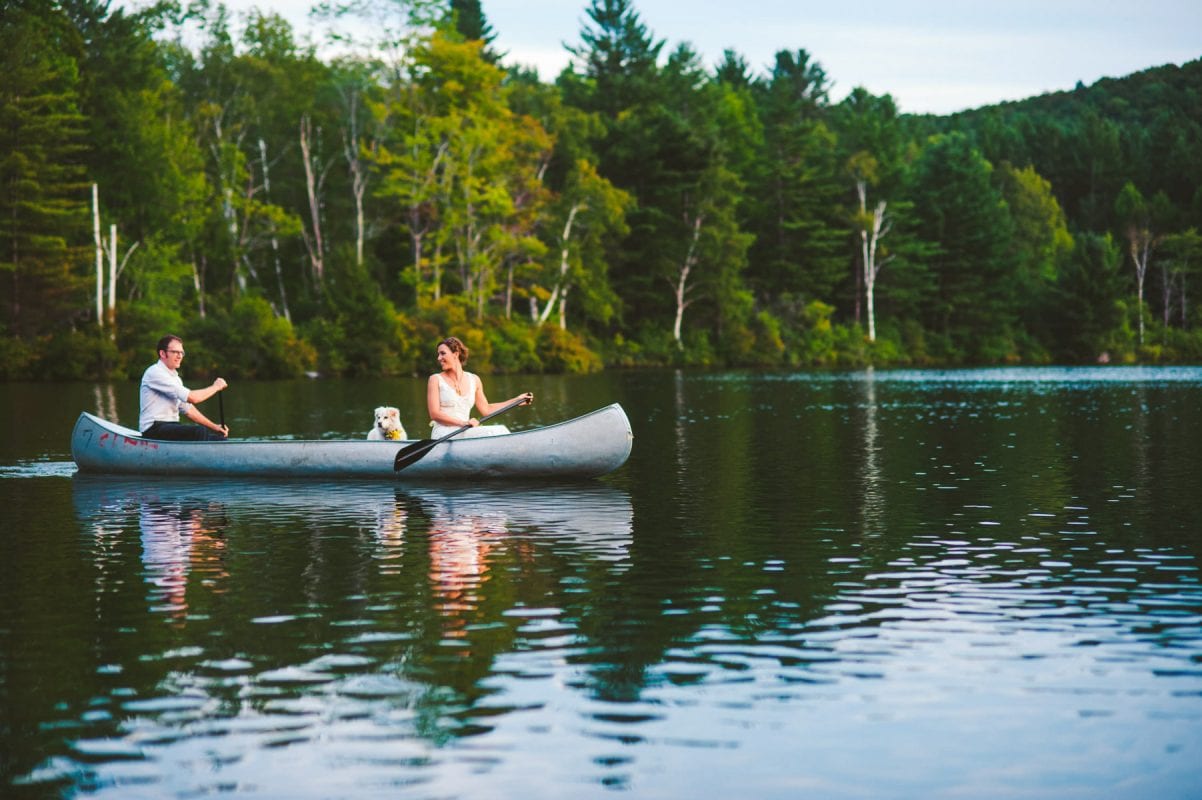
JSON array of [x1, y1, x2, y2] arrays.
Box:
[[123, 0, 1202, 115]]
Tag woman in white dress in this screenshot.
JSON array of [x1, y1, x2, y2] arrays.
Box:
[[426, 336, 533, 439]]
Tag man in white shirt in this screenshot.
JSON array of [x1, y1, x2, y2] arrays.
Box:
[[140, 334, 230, 440]]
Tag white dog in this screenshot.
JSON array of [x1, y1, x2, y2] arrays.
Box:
[[367, 406, 407, 441]]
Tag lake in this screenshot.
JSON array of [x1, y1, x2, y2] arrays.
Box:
[[2, 367, 1200, 798]]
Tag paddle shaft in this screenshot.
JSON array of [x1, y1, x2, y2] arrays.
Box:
[[218, 390, 225, 427], [393, 394, 530, 472]]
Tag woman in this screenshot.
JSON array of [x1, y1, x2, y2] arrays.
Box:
[[427, 336, 532, 438]]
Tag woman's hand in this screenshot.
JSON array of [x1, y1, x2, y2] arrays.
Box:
[[519, 392, 534, 405]]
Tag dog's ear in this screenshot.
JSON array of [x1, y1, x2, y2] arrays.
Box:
[[391, 409, 400, 420]]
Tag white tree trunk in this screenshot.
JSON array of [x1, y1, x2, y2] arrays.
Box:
[[224, 187, 247, 293], [1128, 229, 1155, 346], [864, 201, 889, 343], [1162, 263, 1173, 328], [672, 214, 703, 347], [856, 179, 891, 343], [537, 203, 580, 326], [193, 253, 206, 318], [259, 137, 290, 322], [342, 90, 369, 268], [92, 184, 103, 327], [300, 116, 325, 284], [409, 139, 449, 305], [106, 224, 117, 332]]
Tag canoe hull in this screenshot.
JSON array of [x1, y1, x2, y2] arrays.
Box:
[[71, 404, 632, 480]]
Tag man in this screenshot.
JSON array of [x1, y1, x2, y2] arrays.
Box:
[[139, 335, 230, 440]]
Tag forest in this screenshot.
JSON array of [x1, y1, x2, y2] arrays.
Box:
[[3, 0, 1202, 380]]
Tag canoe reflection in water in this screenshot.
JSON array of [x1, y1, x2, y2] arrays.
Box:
[[72, 475, 633, 622]]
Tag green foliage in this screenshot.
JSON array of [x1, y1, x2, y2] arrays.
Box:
[[483, 318, 543, 373], [745, 51, 846, 304], [565, 0, 664, 117], [1152, 324, 1202, 361], [865, 331, 905, 365], [536, 325, 603, 373], [300, 256, 411, 377], [1046, 232, 1129, 362], [907, 132, 1014, 356], [446, 0, 497, 55], [0, 332, 36, 380], [117, 302, 188, 377], [34, 328, 122, 381], [2, 4, 1201, 380], [995, 162, 1074, 344], [748, 310, 786, 364], [0, 2, 91, 338], [192, 296, 316, 379]]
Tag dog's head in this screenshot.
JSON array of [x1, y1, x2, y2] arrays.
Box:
[[374, 406, 400, 431], [373, 406, 405, 439]]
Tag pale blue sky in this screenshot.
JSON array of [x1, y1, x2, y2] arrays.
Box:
[[124, 0, 1202, 114]]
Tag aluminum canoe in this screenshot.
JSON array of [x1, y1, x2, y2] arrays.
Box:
[[70, 404, 633, 480]]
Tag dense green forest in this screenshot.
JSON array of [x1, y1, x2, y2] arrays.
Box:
[[3, 0, 1201, 380]]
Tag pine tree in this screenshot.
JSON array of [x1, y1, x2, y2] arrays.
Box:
[[447, 0, 497, 54], [907, 132, 1014, 358], [564, 0, 664, 119], [745, 49, 845, 306], [0, 3, 91, 338]]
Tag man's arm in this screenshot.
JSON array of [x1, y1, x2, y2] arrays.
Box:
[[187, 377, 228, 405], [183, 404, 228, 437]]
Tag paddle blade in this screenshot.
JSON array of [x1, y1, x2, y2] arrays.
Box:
[[393, 439, 436, 472]]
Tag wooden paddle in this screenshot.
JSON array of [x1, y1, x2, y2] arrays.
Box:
[[393, 393, 531, 472]]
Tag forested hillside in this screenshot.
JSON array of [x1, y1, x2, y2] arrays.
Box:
[[3, 0, 1201, 380]]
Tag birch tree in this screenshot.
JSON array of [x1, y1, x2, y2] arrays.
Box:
[[334, 63, 382, 269], [93, 184, 105, 328], [1115, 181, 1168, 346], [659, 158, 751, 350], [258, 137, 291, 320], [381, 32, 552, 318], [653, 47, 753, 350], [1160, 229, 1202, 329], [299, 113, 337, 288], [92, 184, 140, 333], [848, 152, 892, 342], [530, 161, 628, 326], [671, 211, 704, 346]]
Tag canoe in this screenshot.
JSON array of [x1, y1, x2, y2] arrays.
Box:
[[70, 404, 633, 480]]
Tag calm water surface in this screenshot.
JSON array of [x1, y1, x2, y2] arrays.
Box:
[[2, 367, 1200, 798]]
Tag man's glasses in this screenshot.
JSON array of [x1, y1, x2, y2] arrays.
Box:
[[166, 349, 185, 356]]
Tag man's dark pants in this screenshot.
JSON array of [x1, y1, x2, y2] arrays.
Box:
[[142, 422, 224, 441]]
